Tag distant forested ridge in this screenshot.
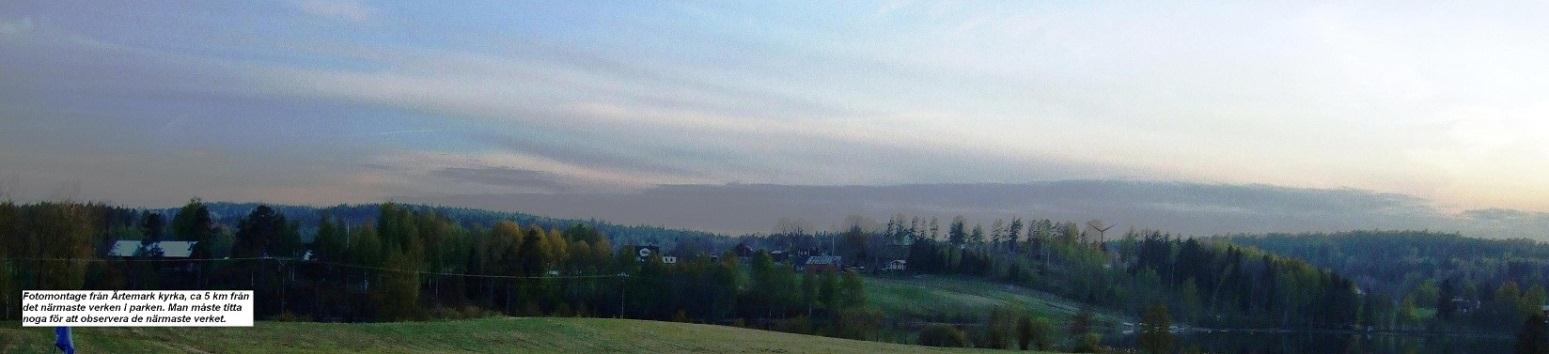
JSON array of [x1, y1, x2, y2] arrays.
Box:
[[1220, 231, 1549, 331], [155, 202, 732, 250]]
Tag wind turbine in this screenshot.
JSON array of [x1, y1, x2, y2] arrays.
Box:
[[1087, 220, 1115, 249]]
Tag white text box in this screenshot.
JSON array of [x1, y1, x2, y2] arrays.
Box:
[[21, 290, 254, 327]]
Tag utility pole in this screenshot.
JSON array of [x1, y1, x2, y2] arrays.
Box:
[[280, 259, 287, 315], [618, 272, 629, 319]]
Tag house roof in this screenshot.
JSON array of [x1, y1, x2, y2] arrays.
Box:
[[107, 241, 142, 257], [805, 255, 841, 265], [107, 240, 197, 258], [156, 241, 197, 258]]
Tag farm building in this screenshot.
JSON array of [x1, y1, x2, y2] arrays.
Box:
[[798, 255, 842, 273]]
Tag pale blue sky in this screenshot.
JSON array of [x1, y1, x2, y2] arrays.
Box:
[[2, 1, 1547, 214]]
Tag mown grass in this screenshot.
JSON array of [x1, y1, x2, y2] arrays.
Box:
[[865, 274, 1125, 325], [0, 317, 1053, 353]]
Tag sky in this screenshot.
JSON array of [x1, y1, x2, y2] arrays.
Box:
[[3, 1, 1549, 219]]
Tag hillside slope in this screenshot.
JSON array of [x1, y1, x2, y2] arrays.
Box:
[[0, 317, 1043, 353], [866, 275, 1126, 326]]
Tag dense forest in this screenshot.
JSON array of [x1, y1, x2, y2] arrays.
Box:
[[0, 201, 880, 342], [1222, 231, 1549, 332], [788, 214, 1366, 330]]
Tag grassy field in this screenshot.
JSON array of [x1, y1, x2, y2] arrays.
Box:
[[0, 317, 1051, 353], [866, 275, 1125, 325]]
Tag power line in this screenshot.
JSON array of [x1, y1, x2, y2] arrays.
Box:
[[0, 257, 629, 280], [310, 260, 626, 280], [0, 256, 272, 263]]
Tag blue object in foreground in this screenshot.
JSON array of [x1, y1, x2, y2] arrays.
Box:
[[54, 327, 74, 354]]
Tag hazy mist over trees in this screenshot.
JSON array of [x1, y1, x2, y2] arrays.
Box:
[[410, 181, 1549, 239]]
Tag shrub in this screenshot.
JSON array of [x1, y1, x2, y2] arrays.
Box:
[[458, 305, 485, 319], [1016, 315, 1054, 350], [834, 308, 884, 340], [982, 306, 1020, 349], [1069, 333, 1103, 353], [1027, 316, 1055, 350], [553, 303, 575, 317], [918, 324, 970, 347], [776, 315, 812, 334]]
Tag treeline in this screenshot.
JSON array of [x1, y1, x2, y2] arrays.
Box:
[[1223, 231, 1549, 331], [0, 201, 876, 340], [148, 202, 734, 256]]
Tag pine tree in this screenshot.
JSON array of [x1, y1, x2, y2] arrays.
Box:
[[929, 217, 940, 241], [1139, 302, 1174, 354], [1006, 218, 1024, 252], [1438, 278, 1458, 320], [234, 205, 286, 258], [174, 200, 215, 263], [1516, 313, 1549, 354], [990, 219, 1005, 250], [139, 211, 165, 243], [948, 216, 967, 246]]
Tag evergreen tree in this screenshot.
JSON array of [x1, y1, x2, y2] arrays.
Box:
[[139, 211, 164, 243], [1139, 302, 1174, 354], [928, 217, 940, 241], [1006, 218, 1024, 252], [1438, 278, 1458, 320], [0, 203, 13, 317], [172, 199, 214, 259], [990, 219, 1005, 249], [233, 205, 287, 258], [948, 216, 967, 246], [1517, 313, 1549, 354], [313, 216, 346, 261]]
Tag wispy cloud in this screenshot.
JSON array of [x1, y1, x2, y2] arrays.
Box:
[[292, 0, 376, 22], [3, 1, 1549, 216], [431, 167, 571, 192], [0, 17, 34, 36]]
